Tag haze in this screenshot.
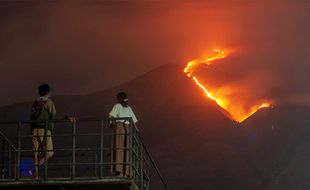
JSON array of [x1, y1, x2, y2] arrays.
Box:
[[0, 0, 309, 107]]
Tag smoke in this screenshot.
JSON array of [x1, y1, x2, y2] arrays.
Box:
[[184, 0, 310, 107], [0, 1, 309, 106]]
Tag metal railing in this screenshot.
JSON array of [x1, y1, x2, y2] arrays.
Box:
[[0, 118, 168, 190], [0, 131, 17, 180]]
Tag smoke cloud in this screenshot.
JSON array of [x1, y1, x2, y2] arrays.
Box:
[[0, 1, 309, 106]]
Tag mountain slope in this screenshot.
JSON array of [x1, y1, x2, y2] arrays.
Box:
[[243, 104, 310, 190], [0, 64, 255, 189], [1, 64, 310, 189]]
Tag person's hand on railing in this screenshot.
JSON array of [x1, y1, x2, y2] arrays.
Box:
[[69, 117, 76, 123], [108, 117, 117, 128], [65, 116, 76, 123], [109, 122, 116, 130]]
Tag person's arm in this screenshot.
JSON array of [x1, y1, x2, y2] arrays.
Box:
[[129, 107, 138, 131], [49, 100, 74, 122], [50, 101, 57, 118], [130, 108, 138, 124], [109, 104, 121, 125], [109, 104, 120, 118]]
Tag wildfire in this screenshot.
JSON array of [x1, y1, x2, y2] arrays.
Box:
[[184, 49, 271, 123]]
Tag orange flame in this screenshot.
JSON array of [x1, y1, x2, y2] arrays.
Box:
[[184, 49, 271, 123]]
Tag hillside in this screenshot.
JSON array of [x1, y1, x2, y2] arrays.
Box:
[[242, 104, 310, 190], [1, 64, 310, 189]]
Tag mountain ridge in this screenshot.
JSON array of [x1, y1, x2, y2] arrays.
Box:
[[1, 64, 310, 189]]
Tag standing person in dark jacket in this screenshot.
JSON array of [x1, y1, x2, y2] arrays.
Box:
[[30, 84, 73, 179]]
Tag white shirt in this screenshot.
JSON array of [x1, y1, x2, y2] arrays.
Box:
[[109, 103, 138, 124]]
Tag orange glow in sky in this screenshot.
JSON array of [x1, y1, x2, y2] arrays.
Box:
[[183, 49, 272, 123]]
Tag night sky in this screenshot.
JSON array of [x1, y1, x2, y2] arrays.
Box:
[[0, 0, 310, 106]]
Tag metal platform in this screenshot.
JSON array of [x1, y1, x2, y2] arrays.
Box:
[[0, 118, 168, 190], [0, 178, 135, 190]]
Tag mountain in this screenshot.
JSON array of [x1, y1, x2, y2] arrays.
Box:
[[242, 104, 310, 190], [1, 64, 310, 190]]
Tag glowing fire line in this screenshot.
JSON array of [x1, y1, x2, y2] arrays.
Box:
[[192, 76, 225, 108], [184, 49, 271, 123]]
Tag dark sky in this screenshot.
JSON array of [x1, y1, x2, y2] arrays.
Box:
[[0, 0, 310, 106]]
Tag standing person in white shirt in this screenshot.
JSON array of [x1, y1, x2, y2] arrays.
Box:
[[109, 92, 138, 177]]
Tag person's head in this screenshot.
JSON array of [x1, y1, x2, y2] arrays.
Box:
[[117, 92, 128, 107], [38, 84, 51, 97]]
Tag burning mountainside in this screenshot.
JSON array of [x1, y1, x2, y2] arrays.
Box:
[[184, 49, 272, 123]]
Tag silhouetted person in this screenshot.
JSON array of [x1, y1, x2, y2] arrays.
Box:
[[30, 84, 73, 179], [109, 92, 138, 177]]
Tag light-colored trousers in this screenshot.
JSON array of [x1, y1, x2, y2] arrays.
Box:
[[32, 128, 54, 157], [111, 122, 130, 176]]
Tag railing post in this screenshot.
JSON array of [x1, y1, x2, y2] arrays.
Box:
[[16, 122, 21, 181], [71, 120, 76, 180], [129, 119, 133, 180], [140, 142, 144, 190], [43, 121, 48, 180], [8, 146, 11, 178], [99, 120, 104, 179], [1, 137, 5, 179], [134, 126, 139, 185]]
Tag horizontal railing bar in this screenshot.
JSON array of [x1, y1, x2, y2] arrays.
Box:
[[31, 162, 130, 166], [0, 118, 134, 125], [2, 162, 131, 169], [6, 133, 130, 139], [14, 147, 131, 153], [0, 176, 134, 183]]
